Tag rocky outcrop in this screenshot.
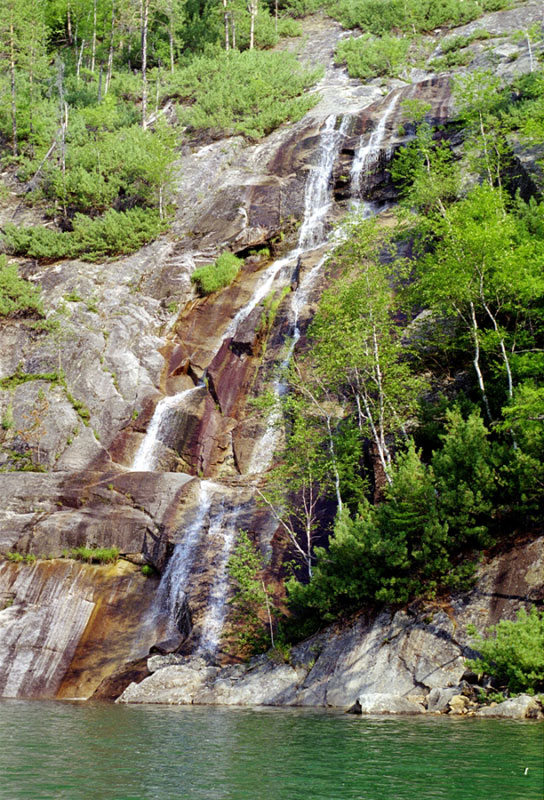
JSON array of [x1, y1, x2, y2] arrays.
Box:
[[476, 695, 543, 720], [0, 558, 161, 699], [1, 3, 543, 703], [118, 536, 544, 711]]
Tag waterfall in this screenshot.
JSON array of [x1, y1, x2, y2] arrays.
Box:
[[132, 386, 202, 471], [195, 502, 241, 657], [350, 92, 400, 196], [224, 116, 348, 341], [298, 115, 351, 250], [155, 480, 216, 636], [140, 114, 353, 655]]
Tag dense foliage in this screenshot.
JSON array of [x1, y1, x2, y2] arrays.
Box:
[[227, 530, 278, 655], [0, 0, 320, 262], [191, 251, 243, 295], [466, 607, 544, 693], [263, 67, 544, 638], [0, 256, 43, 317]]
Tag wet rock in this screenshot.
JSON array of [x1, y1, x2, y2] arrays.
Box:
[[0, 559, 160, 700], [349, 693, 426, 715], [476, 695, 543, 719], [427, 687, 461, 713], [117, 662, 218, 705]]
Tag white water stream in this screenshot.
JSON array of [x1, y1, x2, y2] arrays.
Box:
[[350, 91, 401, 196], [132, 386, 202, 472], [156, 480, 216, 635], [139, 106, 395, 656]]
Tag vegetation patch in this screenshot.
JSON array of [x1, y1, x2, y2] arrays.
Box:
[[173, 50, 322, 140], [69, 546, 120, 564], [466, 607, 544, 694], [335, 34, 410, 80], [3, 208, 167, 263], [0, 257, 43, 318], [329, 0, 511, 35], [191, 252, 243, 295]]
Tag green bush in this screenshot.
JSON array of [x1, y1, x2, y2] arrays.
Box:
[[191, 252, 243, 295], [172, 49, 322, 139], [330, 0, 503, 35], [70, 546, 120, 564], [3, 208, 166, 263], [335, 34, 410, 80], [466, 607, 544, 693], [39, 120, 176, 217], [0, 256, 44, 317]]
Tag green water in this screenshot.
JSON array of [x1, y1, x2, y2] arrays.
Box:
[[0, 701, 542, 800]]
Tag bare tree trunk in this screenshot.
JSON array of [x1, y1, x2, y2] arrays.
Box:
[[97, 63, 103, 102], [91, 0, 97, 72], [104, 0, 115, 95], [231, 12, 236, 49], [469, 300, 492, 422], [77, 39, 86, 81], [168, 0, 175, 71], [248, 0, 257, 50], [8, 19, 18, 157], [261, 580, 274, 648], [67, 3, 73, 45], [140, 0, 149, 128], [223, 0, 229, 51]]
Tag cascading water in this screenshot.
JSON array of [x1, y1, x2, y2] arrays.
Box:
[[195, 501, 245, 657], [139, 112, 373, 657], [226, 115, 350, 339], [132, 386, 202, 471], [350, 91, 401, 197], [155, 480, 216, 637], [298, 115, 351, 250]]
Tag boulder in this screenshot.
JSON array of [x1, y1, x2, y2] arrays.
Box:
[[476, 695, 543, 719], [349, 693, 426, 715], [427, 687, 461, 713], [448, 694, 470, 715]]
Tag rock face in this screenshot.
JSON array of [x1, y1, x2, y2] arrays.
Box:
[[118, 537, 543, 710], [0, 559, 160, 699], [1, 4, 543, 701]]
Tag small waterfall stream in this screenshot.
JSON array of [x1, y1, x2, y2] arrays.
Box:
[[138, 107, 395, 658], [132, 386, 203, 471], [155, 480, 216, 635], [350, 91, 401, 196]]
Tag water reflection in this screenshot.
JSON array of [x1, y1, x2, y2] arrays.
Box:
[[0, 701, 542, 800]]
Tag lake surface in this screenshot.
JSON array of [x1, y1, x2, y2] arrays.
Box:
[[0, 700, 542, 800]]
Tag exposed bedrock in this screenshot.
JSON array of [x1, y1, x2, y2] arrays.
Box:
[[119, 536, 544, 710], [1, 3, 543, 703]]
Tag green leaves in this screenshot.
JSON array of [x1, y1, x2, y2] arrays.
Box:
[[227, 531, 277, 655], [335, 34, 410, 81], [3, 208, 166, 262], [191, 252, 243, 295], [0, 256, 43, 317], [467, 607, 544, 694], [174, 49, 322, 139]]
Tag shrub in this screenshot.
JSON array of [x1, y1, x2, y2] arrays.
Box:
[[172, 49, 322, 139], [0, 256, 44, 317], [70, 546, 120, 564], [141, 564, 155, 577], [6, 552, 24, 563], [335, 34, 410, 80], [329, 0, 499, 35], [191, 252, 242, 295], [466, 607, 544, 694], [3, 209, 166, 263]]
